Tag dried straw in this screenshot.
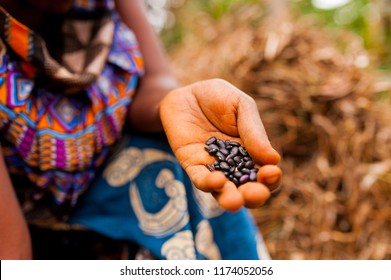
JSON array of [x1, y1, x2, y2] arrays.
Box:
[[168, 1, 391, 259]]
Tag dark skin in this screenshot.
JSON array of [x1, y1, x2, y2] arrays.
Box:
[[0, 0, 283, 259]]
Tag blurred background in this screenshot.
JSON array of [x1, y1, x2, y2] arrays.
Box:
[[146, 0, 391, 260]]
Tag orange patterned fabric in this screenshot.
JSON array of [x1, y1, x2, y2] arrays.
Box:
[[0, 5, 144, 206]]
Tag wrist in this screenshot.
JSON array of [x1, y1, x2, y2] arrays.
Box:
[[129, 74, 180, 132]]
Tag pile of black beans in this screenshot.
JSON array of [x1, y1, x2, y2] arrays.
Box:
[[204, 136, 259, 186]]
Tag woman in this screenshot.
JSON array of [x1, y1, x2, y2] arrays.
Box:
[[0, 0, 282, 259]]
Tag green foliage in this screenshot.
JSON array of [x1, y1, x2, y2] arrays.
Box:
[[197, 0, 258, 19], [293, 0, 370, 32], [160, 0, 261, 50], [162, 0, 391, 69], [291, 0, 391, 69]]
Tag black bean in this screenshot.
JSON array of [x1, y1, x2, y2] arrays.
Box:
[[245, 160, 255, 169], [230, 141, 241, 146], [225, 154, 233, 161], [249, 172, 257, 181], [229, 166, 235, 173], [237, 161, 246, 170], [207, 144, 219, 150], [219, 148, 229, 156], [241, 168, 250, 174], [234, 171, 243, 178], [239, 146, 248, 156], [219, 161, 230, 170], [230, 146, 239, 156], [233, 156, 242, 163], [232, 178, 239, 186], [227, 158, 235, 166], [216, 139, 225, 149], [207, 148, 219, 155], [239, 174, 249, 184], [206, 163, 215, 172], [206, 137, 217, 145], [216, 151, 226, 161]]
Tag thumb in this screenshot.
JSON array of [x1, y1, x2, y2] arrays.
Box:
[[237, 94, 280, 165]]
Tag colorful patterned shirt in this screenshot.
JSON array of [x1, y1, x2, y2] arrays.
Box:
[[0, 1, 144, 207]]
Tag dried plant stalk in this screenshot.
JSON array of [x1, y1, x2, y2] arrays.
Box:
[[169, 0, 391, 260]]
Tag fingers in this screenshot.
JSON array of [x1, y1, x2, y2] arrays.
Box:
[[238, 182, 271, 208], [187, 166, 245, 212], [189, 164, 281, 212], [233, 93, 280, 165], [237, 97, 281, 165], [189, 166, 227, 193], [257, 164, 283, 192], [200, 164, 281, 211], [186, 141, 282, 212], [213, 181, 271, 211], [212, 181, 244, 212]]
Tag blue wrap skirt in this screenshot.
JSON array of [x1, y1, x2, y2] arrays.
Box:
[[68, 132, 270, 260]]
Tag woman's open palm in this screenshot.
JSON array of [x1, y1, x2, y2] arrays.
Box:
[[160, 79, 282, 212]]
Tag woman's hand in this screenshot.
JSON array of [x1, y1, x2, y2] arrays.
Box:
[[160, 79, 282, 212]]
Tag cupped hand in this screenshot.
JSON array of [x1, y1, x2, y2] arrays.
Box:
[[159, 79, 282, 212]]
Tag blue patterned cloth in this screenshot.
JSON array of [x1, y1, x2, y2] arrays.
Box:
[[68, 133, 271, 260]]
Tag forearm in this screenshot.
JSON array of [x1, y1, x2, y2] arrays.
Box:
[[0, 148, 32, 259], [114, 0, 179, 132], [129, 74, 179, 132], [115, 0, 171, 75]]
